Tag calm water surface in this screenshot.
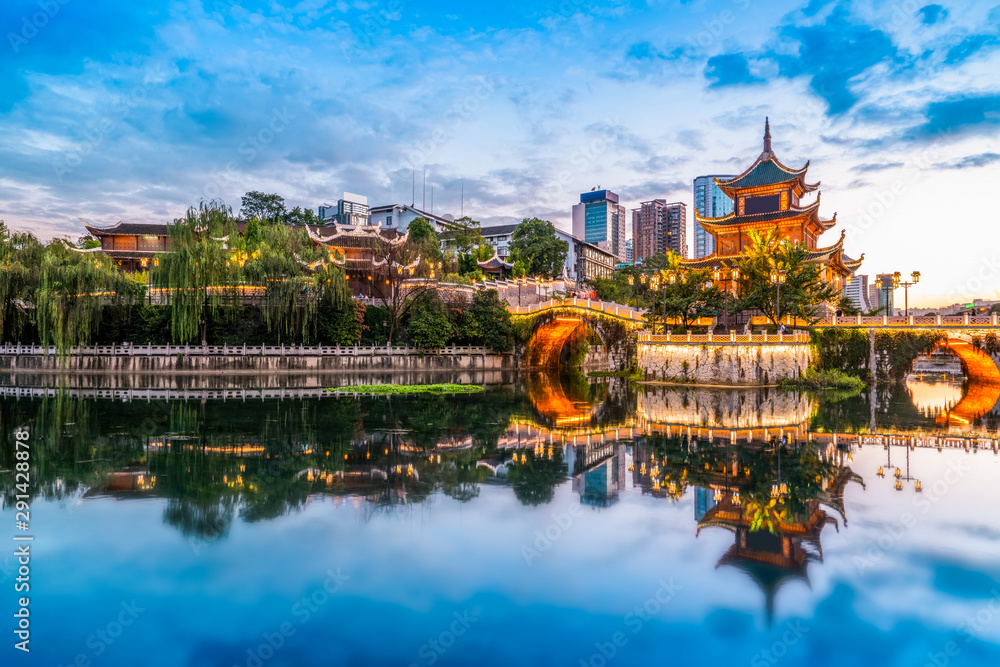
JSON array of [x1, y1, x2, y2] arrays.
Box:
[[2, 372, 1000, 667]]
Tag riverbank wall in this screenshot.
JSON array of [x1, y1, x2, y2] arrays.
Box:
[[637, 336, 812, 386], [0, 343, 515, 375]]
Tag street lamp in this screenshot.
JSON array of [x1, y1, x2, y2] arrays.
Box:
[[876, 275, 898, 316], [769, 268, 787, 329], [713, 266, 740, 331], [896, 271, 920, 317]]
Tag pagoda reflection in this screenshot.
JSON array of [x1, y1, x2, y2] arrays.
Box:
[[632, 433, 863, 624]]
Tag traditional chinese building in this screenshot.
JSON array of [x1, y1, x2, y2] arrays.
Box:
[[82, 220, 172, 271], [306, 223, 419, 297], [477, 251, 514, 278], [684, 119, 863, 286]]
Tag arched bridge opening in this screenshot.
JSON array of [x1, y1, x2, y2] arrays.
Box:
[[927, 338, 1000, 426], [524, 317, 596, 369]]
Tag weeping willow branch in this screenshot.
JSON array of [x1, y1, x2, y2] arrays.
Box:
[[34, 240, 143, 354]]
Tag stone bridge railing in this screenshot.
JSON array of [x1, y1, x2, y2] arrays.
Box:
[[638, 331, 809, 344], [816, 314, 999, 328], [511, 297, 646, 323]]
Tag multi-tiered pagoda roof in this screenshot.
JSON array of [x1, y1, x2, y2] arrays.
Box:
[[683, 119, 862, 282]]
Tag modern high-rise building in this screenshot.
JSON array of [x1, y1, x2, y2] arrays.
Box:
[[870, 274, 895, 314], [844, 274, 871, 313], [572, 189, 627, 262], [692, 175, 735, 258], [631, 200, 687, 262], [625, 239, 634, 264]]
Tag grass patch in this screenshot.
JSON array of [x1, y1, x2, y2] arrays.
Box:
[[779, 369, 866, 393], [325, 383, 484, 395], [588, 369, 644, 381]]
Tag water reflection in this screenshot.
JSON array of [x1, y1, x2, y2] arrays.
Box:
[[4, 373, 1000, 665]]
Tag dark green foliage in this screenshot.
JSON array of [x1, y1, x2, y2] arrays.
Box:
[[361, 306, 391, 345], [406, 293, 454, 348], [779, 368, 865, 393], [407, 217, 443, 263], [318, 301, 366, 346], [508, 218, 568, 278], [240, 191, 286, 222], [810, 328, 872, 383], [458, 289, 514, 353], [810, 328, 944, 385], [984, 332, 999, 357], [873, 330, 943, 384]]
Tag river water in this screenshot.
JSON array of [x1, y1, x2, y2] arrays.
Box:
[[1, 371, 999, 667]]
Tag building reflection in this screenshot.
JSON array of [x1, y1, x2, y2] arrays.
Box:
[[630, 432, 863, 623]]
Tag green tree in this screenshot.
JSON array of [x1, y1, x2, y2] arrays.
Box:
[[284, 206, 317, 226], [34, 240, 143, 353], [460, 289, 514, 353], [447, 216, 485, 254], [511, 259, 527, 279], [508, 218, 568, 278], [240, 191, 286, 222], [836, 295, 860, 316], [0, 221, 44, 342], [407, 217, 443, 264], [407, 293, 454, 348], [152, 202, 237, 344], [652, 252, 724, 330], [735, 230, 839, 326]]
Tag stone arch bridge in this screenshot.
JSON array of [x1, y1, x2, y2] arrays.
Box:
[[511, 298, 646, 369]]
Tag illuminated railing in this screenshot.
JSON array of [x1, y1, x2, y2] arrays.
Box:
[[638, 331, 809, 344], [815, 313, 1000, 328], [510, 297, 646, 322]]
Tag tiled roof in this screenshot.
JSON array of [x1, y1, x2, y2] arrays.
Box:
[[696, 199, 822, 228], [83, 221, 171, 236], [717, 157, 810, 191]]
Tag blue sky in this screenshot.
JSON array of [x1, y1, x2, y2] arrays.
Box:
[[2, 0, 999, 305]]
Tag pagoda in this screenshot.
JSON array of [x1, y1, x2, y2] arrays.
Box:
[[684, 119, 863, 285]]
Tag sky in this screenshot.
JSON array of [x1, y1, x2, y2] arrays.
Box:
[[1, 0, 999, 307]]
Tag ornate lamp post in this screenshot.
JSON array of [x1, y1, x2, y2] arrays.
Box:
[[712, 266, 740, 330], [876, 275, 898, 316], [895, 271, 920, 317], [769, 268, 787, 328], [650, 273, 661, 333]]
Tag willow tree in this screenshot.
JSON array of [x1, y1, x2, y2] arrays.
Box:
[[0, 221, 44, 342], [735, 229, 839, 326], [152, 202, 236, 344], [240, 221, 338, 343], [34, 240, 142, 353]]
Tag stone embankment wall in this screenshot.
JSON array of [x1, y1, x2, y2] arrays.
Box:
[[0, 349, 514, 376], [637, 342, 812, 386]]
